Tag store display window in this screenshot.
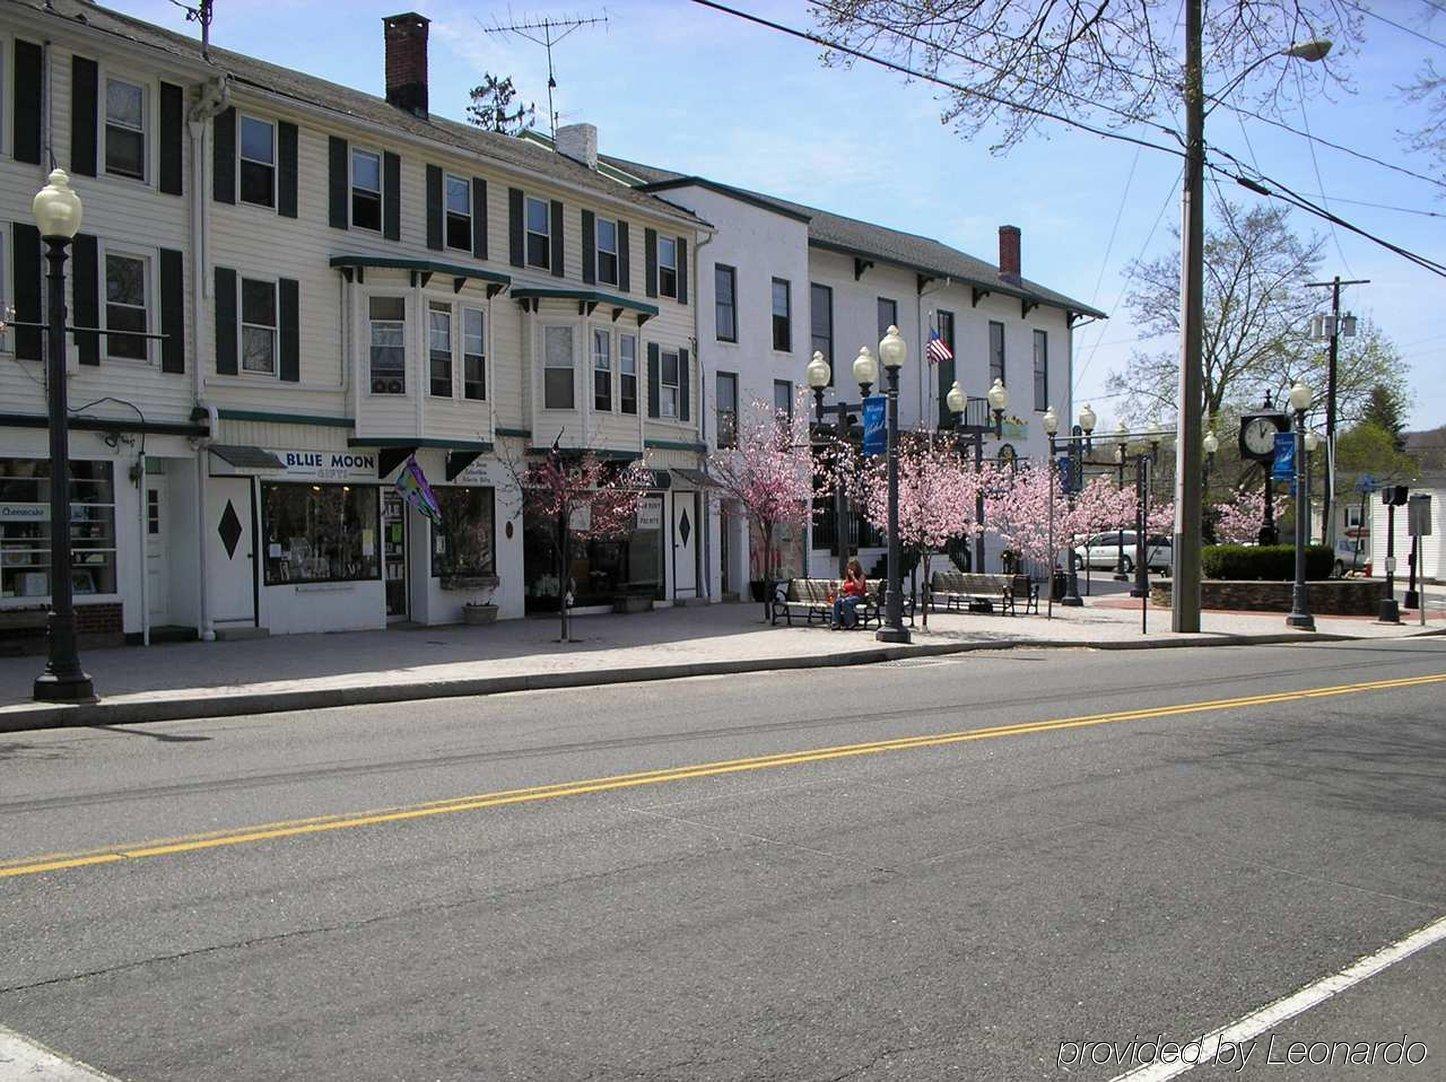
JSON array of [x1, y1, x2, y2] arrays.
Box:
[[262, 483, 380, 585], [1, 459, 117, 600]]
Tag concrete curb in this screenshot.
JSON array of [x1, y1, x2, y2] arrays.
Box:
[[4, 625, 1435, 734]]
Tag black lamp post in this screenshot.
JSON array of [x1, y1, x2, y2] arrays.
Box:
[[1286, 380, 1317, 631], [1043, 403, 1096, 607], [876, 326, 910, 644], [807, 348, 877, 580], [31, 170, 96, 704], [1112, 421, 1129, 579], [946, 378, 1006, 572]]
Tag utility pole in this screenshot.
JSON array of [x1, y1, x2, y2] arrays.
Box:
[[1306, 276, 1368, 550], [1171, 0, 1205, 634]]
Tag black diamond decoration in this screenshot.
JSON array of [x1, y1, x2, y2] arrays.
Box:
[[678, 508, 691, 548], [218, 500, 243, 559]]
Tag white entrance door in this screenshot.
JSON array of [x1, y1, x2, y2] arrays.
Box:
[[672, 491, 698, 598], [145, 480, 170, 623], [209, 476, 255, 625]]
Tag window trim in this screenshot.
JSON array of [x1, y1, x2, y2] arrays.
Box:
[[773, 379, 793, 421], [876, 297, 898, 344], [525, 195, 552, 270], [657, 236, 679, 299], [592, 326, 613, 412], [595, 216, 619, 287], [428, 299, 455, 399], [540, 322, 576, 412], [99, 242, 154, 365], [350, 146, 384, 233], [444, 172, 473, 253], [366, 292, 408, 396], [1033, 328, 1049, 412], [809, 281, 832, 367], [771, 277, 792, 354], [619, 332, 639, 416], [101, 71, 150, 185], [715, 370, 739, 448], [238, 271, 281, 379], [989, 320, 1007, 388], [461, 304, 487, 402], [714, 263, 737, 344], [659, 346, 682, 420], [238, 112, 277, 210]]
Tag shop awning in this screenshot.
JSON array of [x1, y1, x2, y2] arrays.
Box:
[[329, 255, 511, 297], [670, 468, 719, 489], [512, 288, 659, 324], [209, 444, 285, 469]]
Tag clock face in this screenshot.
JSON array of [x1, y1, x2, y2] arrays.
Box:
[[1242, 417, 1280, 457]]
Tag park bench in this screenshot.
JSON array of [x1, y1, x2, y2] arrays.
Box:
[[926, 571, 1039, 615], [769, 578, 915, 629]]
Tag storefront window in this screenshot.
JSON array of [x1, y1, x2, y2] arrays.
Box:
[[432, 487, 496, 577], [1, 459, 117, 601], [522, 495, 662, 611], [262, 483, 379, 585]]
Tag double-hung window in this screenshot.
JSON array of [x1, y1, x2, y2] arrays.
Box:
[[715, 264, 737, 343], [877, 297, 898, 344], [352, 149, 382, 231], [771, 278, 791, 352], [716, 372, 738, 448], [462, 308, 486, 400], [369, 296, 406, 394], [774, 380, 793, 421], [240, 277, 278, 376], [239, 116, 276, 208], [429, 301, 454, 397], [445, 174, 471, 251], [1033, 329, 1048, 411], [619, 334, 638, 415], [658, 238, 678, 299], [989, 320, 1006, 387], [593, 329, 612, 412], [526, 197, 551, 269], [543, 325, 574, 410], [104, 78, 146, 181], [104, 253, 148, 361], [660, 348, 681, 419], [810, 282, 832, 364], [595, 218, 619, 286]]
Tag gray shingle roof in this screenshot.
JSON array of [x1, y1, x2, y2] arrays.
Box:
[[604, 154, 1106, 319], [18, 0, 704, 227]]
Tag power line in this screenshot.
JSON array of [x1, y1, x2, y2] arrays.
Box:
[[1318, 195, 1446, 218], [1345, 1, 1446, 49]]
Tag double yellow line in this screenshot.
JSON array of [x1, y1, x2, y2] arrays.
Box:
[[4, 670, 1442, 881]]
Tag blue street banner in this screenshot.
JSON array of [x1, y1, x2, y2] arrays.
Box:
[[1057, 455, 1075, 495], [1271, 431, 1295, 481], [1357, 472, 1378, 495], [862, 395, 886, 457]]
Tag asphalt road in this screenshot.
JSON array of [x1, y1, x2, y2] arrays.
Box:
[[1, 638, 1444, 1081]]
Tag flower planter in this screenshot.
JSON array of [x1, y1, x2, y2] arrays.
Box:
[[463, 603, 499, 625], [613, 594, 652, 614]]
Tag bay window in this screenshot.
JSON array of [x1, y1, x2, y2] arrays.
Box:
[[429, 301, 454, 397], [369, 296, 406, 394], [593, 329, 612, 412], [620, 334, 638, 415], [543, 325, 575, 410], [463, 307, 486, 401]]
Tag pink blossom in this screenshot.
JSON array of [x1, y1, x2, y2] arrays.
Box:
[[709, 399, 815, 580]]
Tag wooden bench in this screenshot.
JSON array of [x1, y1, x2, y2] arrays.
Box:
[[769, 578, 915, 629], [926, 571, 1038, 615]]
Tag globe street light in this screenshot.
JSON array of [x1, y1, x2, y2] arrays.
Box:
[[1286, 381, 1316, 631], [809, 349, 877, 579], [876, 326, 910, 643], [986, 378, 1009, 438], [31, 169, 96, 703], [947, 378, 994, 572], [1113, 421, 1129, 578]]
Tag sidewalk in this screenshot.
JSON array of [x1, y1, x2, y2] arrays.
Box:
[[1, 598, 1440, 732]]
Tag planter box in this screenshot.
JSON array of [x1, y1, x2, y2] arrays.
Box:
[[613, 594, 652, 614], [1151, 578, 1385, 616], [462, 603, 499, 625]]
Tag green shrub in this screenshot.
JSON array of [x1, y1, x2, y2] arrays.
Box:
[[1202, 544, 1333, 581]]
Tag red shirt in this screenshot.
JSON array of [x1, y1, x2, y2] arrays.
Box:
[[842, 576, 868, 598]]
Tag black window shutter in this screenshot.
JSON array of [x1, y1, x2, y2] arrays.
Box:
[[471, 177, 487, 259], [12, 223, 42, 359], [425, 164, 444, 251], [508, 187, 524, 267], [214, 267, 238, 375], [159, 249, 185, 373], [70, 56, 99, 177], [618, 221, 631, 292], [384, 152, 402, 240], [327, 136, 348, 229], [550, 200, 564, 278], [13, 40, 43, 165], [581, 210, 595, 286], [677, 237, 689, 305], [71, 234, 100, 366], [213, 108, 236, 204], [647, 342, 660, 418], [159, 82, 184, 195], [279, 278, 300, 382], [644, 229, 658, 298], [679, 346, 691, 422], [278, 121, 298, 218]]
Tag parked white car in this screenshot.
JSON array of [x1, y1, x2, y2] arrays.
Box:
[[1073, 531, 1172, 574]]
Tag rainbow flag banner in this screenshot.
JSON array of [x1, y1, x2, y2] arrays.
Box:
[[395, 454, 441, 524]]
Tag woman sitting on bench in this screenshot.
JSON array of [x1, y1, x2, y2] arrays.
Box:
[[831, 560, 869, 629]]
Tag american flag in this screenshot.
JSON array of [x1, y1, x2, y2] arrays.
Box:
[[926, 329, 953, 365]]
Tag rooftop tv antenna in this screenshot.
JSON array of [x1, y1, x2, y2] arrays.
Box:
[[168, 0, 216, 59], [477, 11, 609, 139]]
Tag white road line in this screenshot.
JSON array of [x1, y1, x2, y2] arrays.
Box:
[[0, 1024, 118, 1080], [1111, 913, 1446, 1081]]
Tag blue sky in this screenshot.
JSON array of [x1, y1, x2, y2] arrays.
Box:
[[113, 0, 1446, 429]]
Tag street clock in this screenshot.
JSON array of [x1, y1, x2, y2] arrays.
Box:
[[1239, 410, 1289, 462]]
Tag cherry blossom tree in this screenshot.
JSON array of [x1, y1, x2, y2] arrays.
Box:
[[981, 460, 1057, 571], [1210, 488, 1268, 545], [709, 399, 815, 589], [855, 433, 983, 625]]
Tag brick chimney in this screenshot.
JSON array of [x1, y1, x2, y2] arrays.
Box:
[[384, 12, 430, 118], [555, 123, 599, 170], [998, 224, 1021, 281]]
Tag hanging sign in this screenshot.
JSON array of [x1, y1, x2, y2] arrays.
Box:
[[862, 395, 887, 457], [636, 496, 663, 531], [569, 503, 592, 532], [1271, 432, 1295, 481], [264, 449, 378, 481]]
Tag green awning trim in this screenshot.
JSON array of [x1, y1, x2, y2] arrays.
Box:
[[329, 255, 511, 296], [512, 287, 659, 323]]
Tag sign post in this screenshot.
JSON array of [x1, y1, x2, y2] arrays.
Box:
[[1407, 494, 1432, 623]]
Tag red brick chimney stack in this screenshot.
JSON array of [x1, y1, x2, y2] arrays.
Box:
[[384, 12, 430, 118], [999, 224, 1022, 281]]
